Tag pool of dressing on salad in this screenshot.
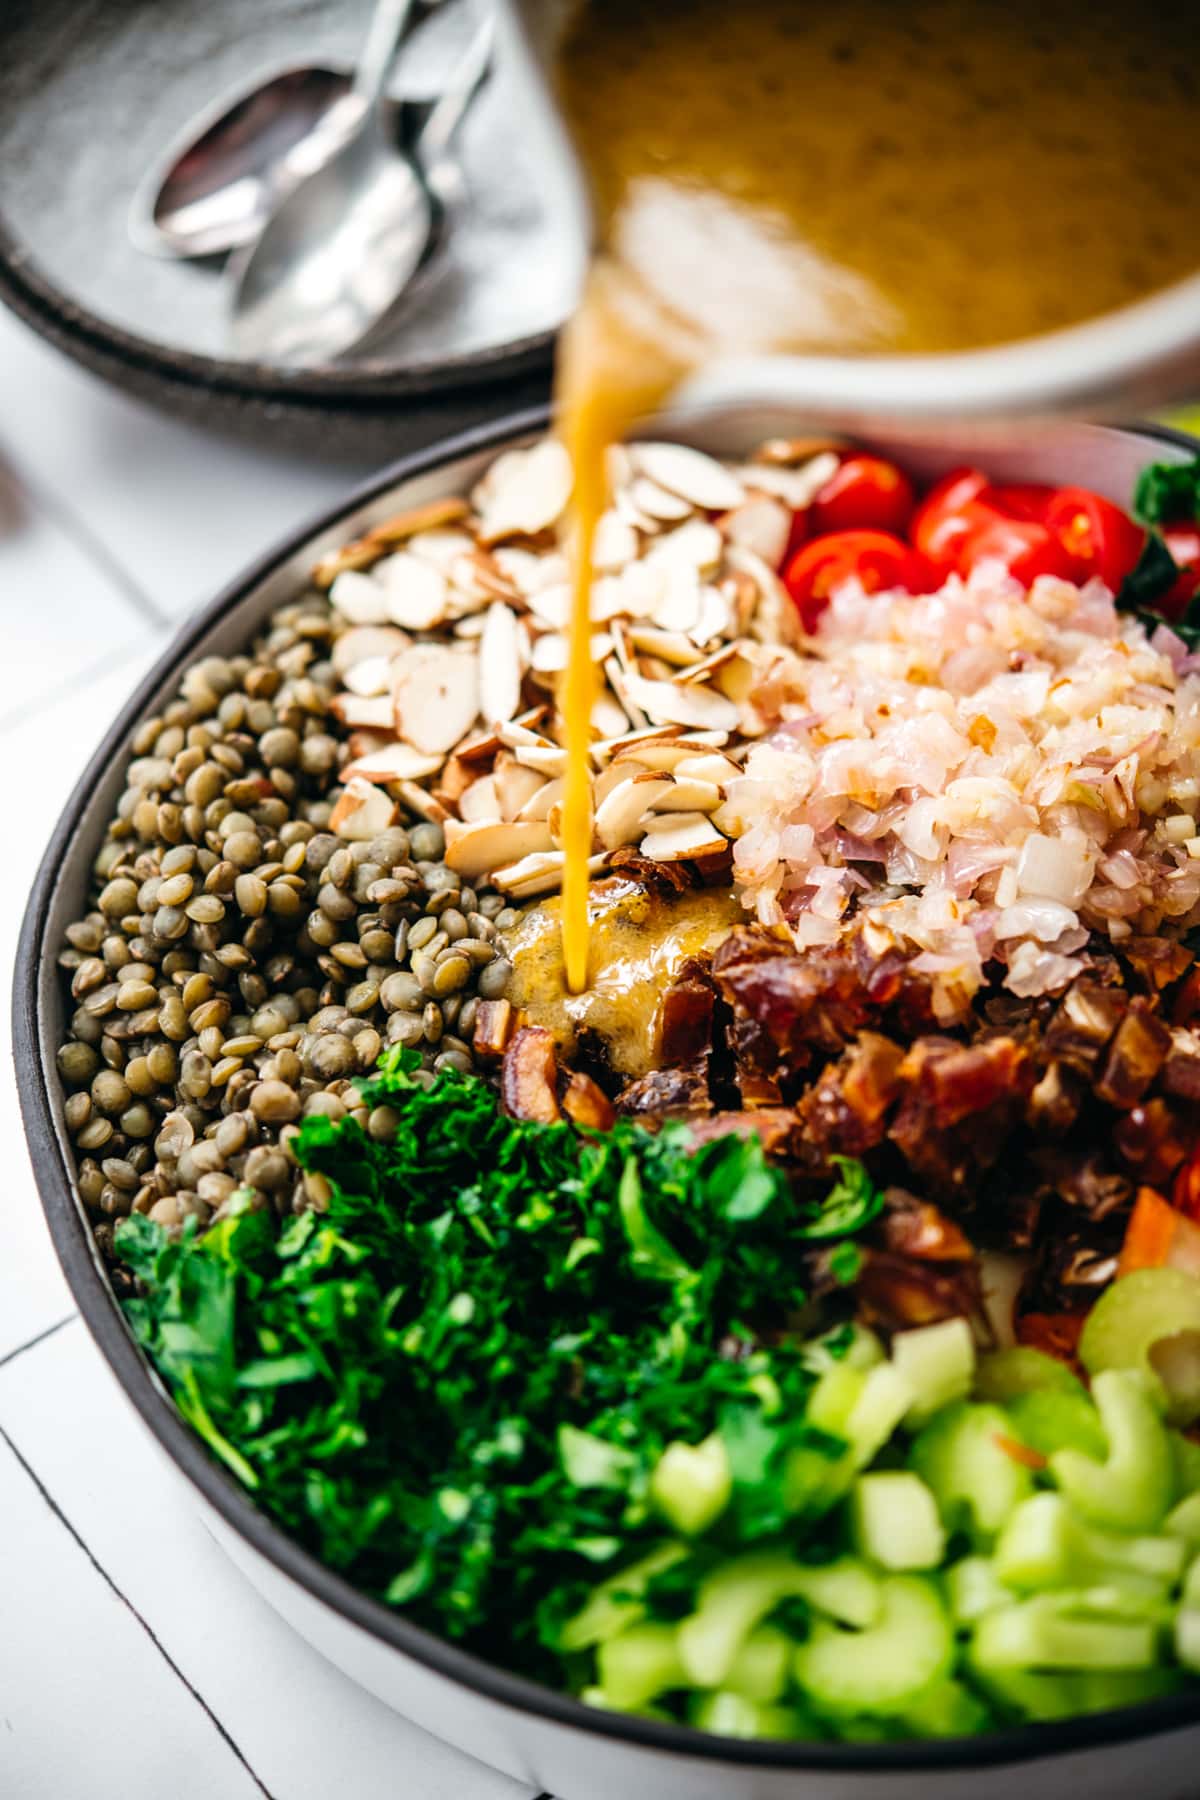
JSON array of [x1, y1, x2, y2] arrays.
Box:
[[550, 0, 1200, 993]]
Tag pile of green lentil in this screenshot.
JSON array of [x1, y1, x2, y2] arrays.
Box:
[[54, 594, 515, 1269]]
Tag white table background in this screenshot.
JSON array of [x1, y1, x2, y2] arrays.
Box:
[[0, 302, 551, 1800]]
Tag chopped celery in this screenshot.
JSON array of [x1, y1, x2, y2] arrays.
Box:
[[595, 1620, 685, 1709], [852, 1471, 946, 1571], [910, 1403, 1034, 1541], [690, 1691, 818, 1740], [794, 1575, 954, 1716], [1079, 1269, 1200, 1422], [965, 1656, 1082, 1724], [558, 1424, 636, 1490], [972, 1597, 1159, 1672], [1070, 1668, 1187, 1712], [788, 1362, 913, 1517], [724, 1625, 792, 1702], [649, 1433, 731, 1536], [1166, 1492, 1200, 1546], [579, 1687, 673, 1723], [1007, 1389, 1107, 1462], [994, 1494, 1184, 1592], [1050, 1370, 1173, 1533], [804, 1322, 885, 1374], [1170, 1428, 1200, 1499], [892, 1319, 975, 1425], [559, 1542, 689, 1652], [946, 1555, 1013, 1626], [1175, 1555, 1200, 1673], [901, 1676, 993, 1738], [677, 1551, 878, 1686], [975, 1347, 1086, 1404]]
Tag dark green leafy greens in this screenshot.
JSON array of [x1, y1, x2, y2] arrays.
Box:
[[1133, 456, 1200, 528], [116, 1050, 877, 1680], [1116, 459, 1195, 640]]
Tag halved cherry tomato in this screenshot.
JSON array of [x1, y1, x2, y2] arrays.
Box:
[[781, 506, 810, 570], [985, 482, 1057, 523], [957, 515, 1081, 587], [1162, 526, 1200, 617], [784, 529, 936, 632], [910, 468, 999, 574], [810, 454, 916, 536], [1041, 486, 1146, 592]]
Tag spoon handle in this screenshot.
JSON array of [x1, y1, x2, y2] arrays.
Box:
[[353, 0, 419, 106], [417, 13, 495, 170]]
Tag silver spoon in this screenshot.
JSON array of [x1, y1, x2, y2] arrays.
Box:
[[127, 0, 447, 263], [229, 11, 492, 366]]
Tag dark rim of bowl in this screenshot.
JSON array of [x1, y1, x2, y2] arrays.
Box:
[[0, 214, 556, 403], [15, 408, 1200, 1775]]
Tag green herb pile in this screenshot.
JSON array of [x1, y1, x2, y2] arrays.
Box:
[[1119, 453, 1200, 638], [116, 1049, 873, 1682]]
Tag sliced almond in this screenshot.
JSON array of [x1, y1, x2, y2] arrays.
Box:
[[530, 631, 614, 676], [649, 564, 703, 634], [376, 552, 450, 631], [752, 436, 845, 467], [725, 545, 803, 648], [690, 582, 735, 647], [594, 759, 648, 804], [394, 778, 449, 824], [346, 728, 393, 761], [627, 475, 695, 523], [492, 849, 607, 900], [433, 752, 479, 810], [342, 742, 444, 785], [595, 774, 676, 850], [365, 495, 470, 547], [627, 625, 703, 666], [330, 777, 398, 841], [332, 624, 409, 676], [654, 776, 723, 812], [592, 688, 630, 739], [645, 519, 723, 577], [675, 642, 744, 686], [475, 440, 573, 543], [457, 774, 503, 823], [592, 509, 640, 571], [342, 654, 394, 698], [445, 818, 555, 879], [494, 757, 548, 821], [493, 546, 570, 595], [406, 527, 476, 572], [514, 773, 562, 822], [674, 751, 743, 785], [330, 693, 396, 730], [632, 442, 746, 511], [479, 600, 524, 727], [613, 737, 725, 772], [312, 540, 381, 589], [513, 743, 568, 776], [525, 583, 572, 631], [454, 614, 488, 640], [621, 674, 740, 732], [639, 811, 729, 861], [738, 450, 840, 509], [392, 645, 479, 755], [329, 570, 389, 624], [593, 724, 685, 761], [717, 495, 792, 568]]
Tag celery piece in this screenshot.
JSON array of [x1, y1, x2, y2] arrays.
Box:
[[846, 1363, 915, 1465], [787, 1362, 912, 1518], [689, 1691, 817, 1740], [1070, 1668, 1186, 1712], [910, 1403, 1034, 1542], [965, 1653, 1080, 1723], [804, 1323, 885, 1374], [1170, 1429, 1200, 1500], [595, 1620, 686, 1709], [724, 1625, 793, 1702], [649, 1433, 732, 1536], [794, 1575, 954, 1716], [579, 1687, 674, 1723], [901, 1676, 993, 1738], [946, 1555, 1013, 1627], [972, 1597, 1159, 1672], [1050, 1370, 1174, 1533], [559, 1542, 689, 1652], [806, 1363, 865, 1436], [994, 1493, 1184, 1593], [852, 1471, 946, 1571], [975, 1347, 1086, 1404], [677, 1552, 879, 1687], [892, 1319, 975, 1425], [558, 1424, 636, 1490], [1165, 1491, 1200, 1546], [1079, 1269, 1200, 1422], [1007, 1389, 1106, 1462], [1043, 1585, 1173, 1625]]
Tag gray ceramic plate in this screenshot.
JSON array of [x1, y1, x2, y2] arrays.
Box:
[[0, 0, 566, 453]]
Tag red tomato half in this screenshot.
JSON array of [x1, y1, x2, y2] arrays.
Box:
[[957, 516, 1080, 587], [811, 455, 916, 536], [985, 482, 1057, 523], [910, 468, 998, 574], [784, 530, 935, 632], [1162, 526, 1200, 617], [1041, 487, 1146, 592]]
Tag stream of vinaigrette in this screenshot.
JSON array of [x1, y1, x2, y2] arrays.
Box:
[[552, 0, 1200, 992]]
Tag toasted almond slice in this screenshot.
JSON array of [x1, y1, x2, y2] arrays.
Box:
[[458, 774, 503, 824], [675, 642, 745, 686], [479, 600, 524, 727], [494, 545, 570, 594], [476, 440, 573, 543], [394, 778, 449, 824], [592, 509, 640, 571], [632, 442, 746, 511], [595, 774, 676, 850], [717, 495, 792, 567], [448, 823, 549, 880], [627, 625, 703, 666], [330, 693, 396, 730], [454, 615, 487, 640], [689, 582, 735, 647], [494, 757, 548, 821], [515, 773, 562, 822], [530, 631, 614, 675], [329, 569, 389, 624], [525, 582, 572, 631], [342, 654, 393, 698], [604, 657, 648, 732], [330, 777, 398, 840], [589, 573, 639, 623], [752, 436, 845, 467], [674, 752, 743, 785], [649, 564, 703, 634], [375, 552, 449, 630], [627, 475, 694, 523], [434, 752, 479, 810], [365, 495, 470, 547], [346, 728, 393, 761], [313, 540, 381, 589], [492, 849, 606, 899], [406, 527, 476, 572], [332, 624, 409, 676], [514, 743, 568, 776], [725, 544, 803, 648], [392, 645, 479, 754], [343, 742, 444, 785], [639, 811, 728, 861], [594, 759, 648, 804], [591, 689, 630, 739], [645, 519, 723, 577], [614, 486, 660, 534], [738, 450, 840, 509], [613, 738, 718, 772], [497, 717, 555, 751], [621, 674, 740, 732], [594, 724, 685, 762], [654, 776, 723, 811]]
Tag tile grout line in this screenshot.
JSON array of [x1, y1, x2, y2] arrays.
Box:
[[7, 457, 171, 631], [0, 1421, 278, 1800], [0, 631, 167, 737], [0, 1311, 77, 1372]]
